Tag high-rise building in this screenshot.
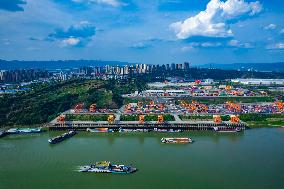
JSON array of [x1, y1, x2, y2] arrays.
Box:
[[184, 62, 190, 70], [171, 63, 176, 70]]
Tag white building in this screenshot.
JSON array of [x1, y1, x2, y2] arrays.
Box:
[[231, 79, 284, 85]]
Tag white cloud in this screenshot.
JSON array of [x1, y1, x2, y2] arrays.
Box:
[[61, 37, 81, 46], [170, 0, 262, 39], [264, 24, 277, 30], [184, 42, 222, 49], [266, 43, 284, 50], [71, 0, 124, 7], [228, 39, 253, 48]]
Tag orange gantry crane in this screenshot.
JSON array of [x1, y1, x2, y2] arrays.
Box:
[[89, 103, 97, 113], [157, 115, 164, 123], [107, 115, 115, 124], [213, 115, 222, 124], [139, 115, 145, 124], [74, 103, 84, 113], [230, 115, 240, 124]]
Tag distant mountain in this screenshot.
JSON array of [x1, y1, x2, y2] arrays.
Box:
[[0, 59, 132, 70], [200, 62, 284, 72]]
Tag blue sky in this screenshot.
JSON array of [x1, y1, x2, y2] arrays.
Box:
[[0, 0, 284, 65]]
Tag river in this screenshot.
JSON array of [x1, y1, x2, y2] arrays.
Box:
[[0, 128, 284, 189]]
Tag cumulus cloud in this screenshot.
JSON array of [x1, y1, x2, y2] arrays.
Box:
[[69, 0, 124, 7], [170, 0, 262, 39], [264, 24, 277, 30], [0, 0, 26, 12], [48, 21, 96, 47]]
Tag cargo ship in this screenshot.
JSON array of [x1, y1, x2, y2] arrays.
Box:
[[161, 137, 192, 144], [48, 130, 76, 144], [119, 128, 149, 132], [87, 128, 114, 133], [6, 128, 42, 134], [213, 127, 241, 133], [78, 161, 137, 174]]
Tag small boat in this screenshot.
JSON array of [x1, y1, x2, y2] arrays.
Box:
[[78, 161, 137, 174], [168, 129, 182, 133], [48, 130, 76, 144], [161, 137, 192, 144], [0, 130, 7, 138], [87, 128, 114, 133], [213, 127, 241, 133], [119, 128, 133, 132], [153, 128, 168, 132], [6, 128, 42, 134]]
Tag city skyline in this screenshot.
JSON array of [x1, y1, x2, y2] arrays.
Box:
[[0, 0, 284, 65]]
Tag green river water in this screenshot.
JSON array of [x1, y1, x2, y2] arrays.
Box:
[[0, 128, 284, 189]]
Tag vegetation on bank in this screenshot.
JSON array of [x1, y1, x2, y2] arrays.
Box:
[[0, 78, 148, 127], [239, 113, 284, 127], [65, 114, 114, 122], [120, 114, 175, 121]]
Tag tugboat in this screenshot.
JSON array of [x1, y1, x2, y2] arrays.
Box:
[[78, 161, 137, 174], [161, 137, 192, 144], [48, 130, 76, 144], [213, 127, 241, 133], [6, 128, 42, 134], [87, 128, 114, 133]]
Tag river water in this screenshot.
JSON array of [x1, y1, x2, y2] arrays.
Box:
[[0, 128, 284, 189]]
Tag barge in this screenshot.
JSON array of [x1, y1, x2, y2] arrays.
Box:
[[78, 161, 137, 174], [87, 128, 114, 133], [48, 130, 76, 144], [6, 128, 42, 134], [161, 137, 192, 144], [213, 127, 241, 133]]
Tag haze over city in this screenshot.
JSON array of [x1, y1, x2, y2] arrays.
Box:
[[0, 0, 284, 64]]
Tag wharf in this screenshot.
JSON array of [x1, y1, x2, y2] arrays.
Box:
[[48, 120, 246, 131]]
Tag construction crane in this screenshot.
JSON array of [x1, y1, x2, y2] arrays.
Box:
[[157, 115, 164, 123], [230, 115, 240, 124], [139, 115, 145, 124], [137, 101, 143, 108], [108, 115, 115, 124], [89, 103, 96, 113], [213, 115, 222, 124]]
